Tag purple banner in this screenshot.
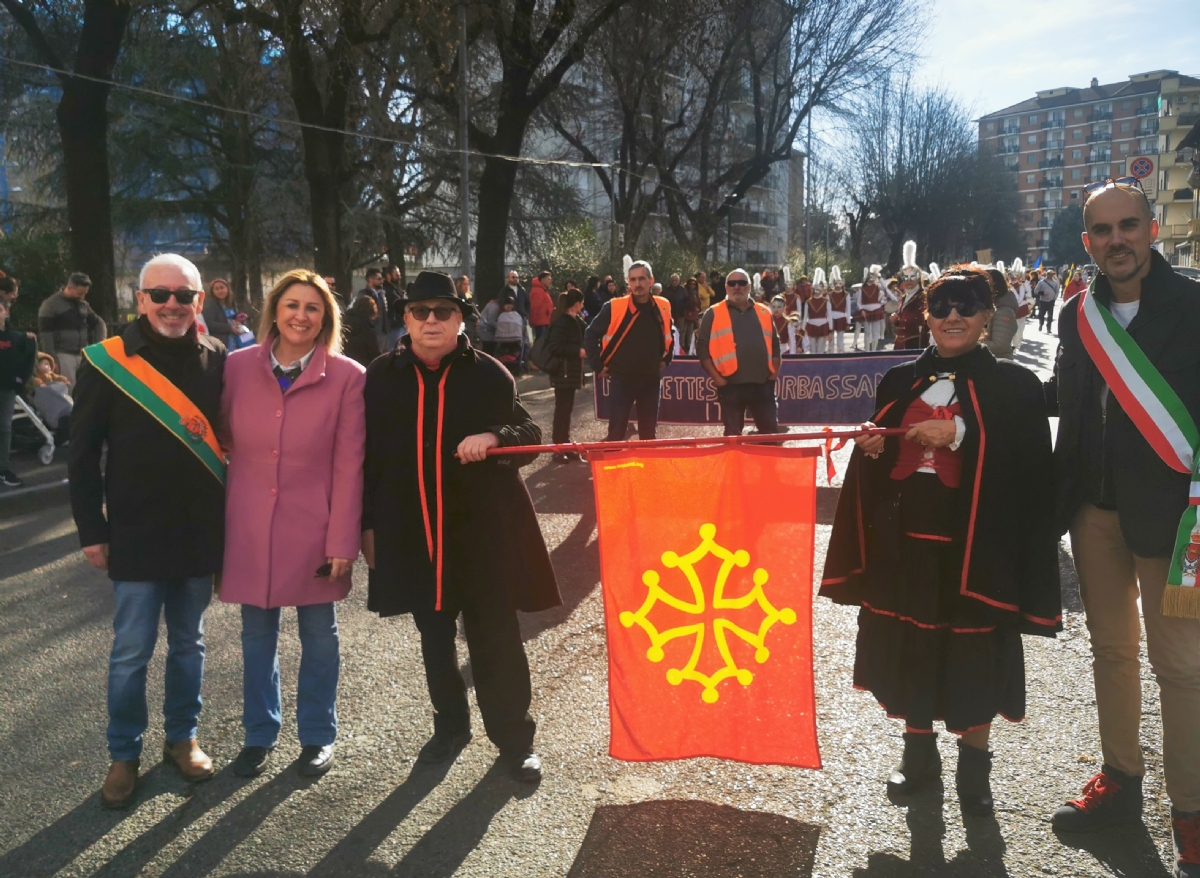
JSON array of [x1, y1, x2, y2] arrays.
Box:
[[592, 352, 920, 426]]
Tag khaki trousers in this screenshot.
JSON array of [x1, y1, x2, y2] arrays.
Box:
[[1070, 504, 1200, 810]]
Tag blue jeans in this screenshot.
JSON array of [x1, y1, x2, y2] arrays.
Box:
[[717, 382, 781, 436], [606, 376, 662, 441], [241, 603, 340, 748], [107, 578, 212, 761]]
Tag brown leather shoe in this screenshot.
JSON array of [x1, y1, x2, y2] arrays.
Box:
[[162, 738, 214, 781], [101, 759, 140, 809]]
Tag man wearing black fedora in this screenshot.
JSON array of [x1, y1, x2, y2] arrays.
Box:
[[361, 270, 561, 783]]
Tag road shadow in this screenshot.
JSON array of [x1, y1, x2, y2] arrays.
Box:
[[306, 760, 453, 877], [566, 799, 821, 877], [1053, 822, 1171, 877], [856, 782, 1010, 877], [390, 759, 533, 877]]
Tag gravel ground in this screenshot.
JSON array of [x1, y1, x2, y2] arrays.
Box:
[[0, 322, 1179, 877]]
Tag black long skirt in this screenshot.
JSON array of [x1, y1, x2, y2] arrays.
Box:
[[852, 472, 1025, 733]]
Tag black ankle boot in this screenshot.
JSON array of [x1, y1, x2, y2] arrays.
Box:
[[956, 740, 994, 815], [887, 732, 941, 795]]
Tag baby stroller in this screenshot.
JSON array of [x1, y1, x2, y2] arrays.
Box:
[[11, 396, 56, 465], [493, 309, 525, 377]]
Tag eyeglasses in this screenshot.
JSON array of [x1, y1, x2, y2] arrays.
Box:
[[1083, 176, 1145, 198], [927, 296, 982, 319], [143, 288, 199, 305], [407, 304, 458, 321], [726, 279, 750, 287]]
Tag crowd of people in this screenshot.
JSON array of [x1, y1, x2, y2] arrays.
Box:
[[4, 174, 1195, 874]]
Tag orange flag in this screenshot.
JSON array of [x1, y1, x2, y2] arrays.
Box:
[[592, 444, 821, 768]]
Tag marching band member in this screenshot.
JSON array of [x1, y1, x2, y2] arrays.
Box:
[[803, 268, 832, 354], [770, 295, 801, 354], [1009, 259, 1032, 352], [891, 241, 929, 350], [858, 264, 892, 351], [829, 266, 850, 353]]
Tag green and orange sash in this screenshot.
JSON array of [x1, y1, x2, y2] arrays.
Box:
[[82, 337, 226, 485], [1077, 285, 1200, 618]]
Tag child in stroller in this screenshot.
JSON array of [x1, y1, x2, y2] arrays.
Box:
[[492, 294, 525, 376], [30, 352, 73, 443]]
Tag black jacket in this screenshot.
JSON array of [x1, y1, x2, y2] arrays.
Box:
[[341, 309, 382, 368], [584, 298, 674, 380], [546, 312, 586, 389], [363, 335, 561, 617], [68, 319, 227, 581], [0, 326, 36, 392], [822, 345, 1062, 635], [1047, 251, 1200, 556]]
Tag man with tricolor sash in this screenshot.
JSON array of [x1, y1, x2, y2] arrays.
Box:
[[1046, 180, 1200, 874], [68, 254, 227, 810]]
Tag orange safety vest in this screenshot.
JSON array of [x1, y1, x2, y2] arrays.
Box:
[[600, 295, 673, 367], [707, 299, 777, 378]]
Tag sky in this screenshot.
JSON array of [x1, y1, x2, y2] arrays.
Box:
[[914, 0, 1200, 117]]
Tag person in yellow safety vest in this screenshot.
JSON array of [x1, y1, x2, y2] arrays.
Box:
[[583, 259, 674, 441], [696, 268, 783, 437]]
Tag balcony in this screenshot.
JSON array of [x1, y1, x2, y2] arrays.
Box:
[[1041, 139, 1065, 150], [1087, 132, 1113, 143], [1089, 110, 1113, 122], [1039, 177, 1064, 189], [1037, 219, 1051, 229], [1089, 152, 1112, 163], [1190, 218, 1200, 239], [998, 144, 1020, 155], [1042, 118, 1065, 129], [1136, 105, 1157, 116], [1001, 125, 1020, 135], [731, 209, 779, 227], [1136, 122, 1159, 136], [745, 250, 779, 265], [1166, 224, 1193, 239], [1180, 111, 1200, 127], [1003, 160, 1019, 172], [1167, 188, 1196, 201], [1039, 158, 1064, 169], [1039, 200, 1063, 209]]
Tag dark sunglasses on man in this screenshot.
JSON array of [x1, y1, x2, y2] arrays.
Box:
[[406, 304, 459, 321], [143, 288, 200, 305], [725, 278, 750, 287]]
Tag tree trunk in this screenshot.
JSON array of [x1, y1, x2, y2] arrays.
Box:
[[300, 130, 346, 295], [474, 137, 522, 305]]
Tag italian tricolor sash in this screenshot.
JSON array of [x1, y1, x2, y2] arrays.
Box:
[[82, 337, 226, 486], [1077, 285, 1200, 618]]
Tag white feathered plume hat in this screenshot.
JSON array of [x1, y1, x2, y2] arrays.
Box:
[[829, 265, 844, 289], [782, 266, 792, 286], [622, 254, 633, 280], [1007, 257, 1026, 280], [995, 260, 1006, 275], [928, 262, 942, 282], [811, 267, 828, 294], [898, 241, 923, 284]]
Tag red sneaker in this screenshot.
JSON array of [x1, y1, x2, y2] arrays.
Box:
[[1051, 766, 1143, 832], [1172, 808, 1200, 878]]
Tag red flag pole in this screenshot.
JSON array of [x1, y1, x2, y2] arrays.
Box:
[[477, 427, 909, 457]]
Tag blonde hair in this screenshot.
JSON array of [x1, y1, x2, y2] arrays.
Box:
[[258, 269, 343, 354]]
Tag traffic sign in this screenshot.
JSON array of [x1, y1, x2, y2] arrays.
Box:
[[1131, 156, 1154, 179]]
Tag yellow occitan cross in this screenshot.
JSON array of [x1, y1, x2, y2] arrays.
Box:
[[619, 523, 796, 703]]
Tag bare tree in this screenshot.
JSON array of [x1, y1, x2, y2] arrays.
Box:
[[0, 0, 132, 320]]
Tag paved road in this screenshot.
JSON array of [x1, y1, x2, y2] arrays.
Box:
[[0, 321, 1180, 877]]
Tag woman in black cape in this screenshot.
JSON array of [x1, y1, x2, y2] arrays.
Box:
[[821, 267, 1062, 814]]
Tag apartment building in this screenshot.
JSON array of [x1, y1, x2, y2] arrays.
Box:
[[978, 70, 1200, 264], [1156, 76, 1200, 267]]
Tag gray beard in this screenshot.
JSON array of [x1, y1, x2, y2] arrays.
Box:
[[151, 316, 192, 338]]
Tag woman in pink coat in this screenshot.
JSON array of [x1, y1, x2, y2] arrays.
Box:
[[219, 269, 365, 779]]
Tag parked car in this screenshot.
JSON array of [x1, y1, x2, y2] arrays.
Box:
[[1174, 265, 1200, 281]]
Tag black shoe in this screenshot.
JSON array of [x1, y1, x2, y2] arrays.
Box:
[[1051, 764, 1143, 832], [887, 732, 941, 796], [1171, 808, 1200, 878], [232, 745, 275, 777], [297, 744, 335, 777], [416, 731, 472, 765], [507, 751, 542, 784], [0, 469, 23, 488], [553, 453, 571, 464], [956, 740, 994, 815]]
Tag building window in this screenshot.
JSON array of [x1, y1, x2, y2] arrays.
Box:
[[1073, 108, 1083, 118], [1026, 193, 1035, 203], [987, 122, 995, 132], [1028, 134, 1037, 144], [1029, 114, 1038, 124], [1071, 168, 1082, 179], [1120, 143, 1130, 153], [1122, 101, 1131, 109], [1027, 154, 1035, 164], [1121, 121, 1131, 132], [1072, 149, 1082, 159], [1026, 174, 1036, 184], [1073, 130, 1083, 139]]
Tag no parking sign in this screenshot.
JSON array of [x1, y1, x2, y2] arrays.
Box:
[[1131, 156, 1154, 179]]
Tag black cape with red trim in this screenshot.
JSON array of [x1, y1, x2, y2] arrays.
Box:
[[820, 345, 1062, 636], [363, 335, 561, 617]]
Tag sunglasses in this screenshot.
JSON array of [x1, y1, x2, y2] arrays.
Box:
[[725, 279, 750, 287], [407, 304, 458, 321], [143, 288, 199, 305], [927, 296, 983, 319], [1083, 175, 1146, 198]]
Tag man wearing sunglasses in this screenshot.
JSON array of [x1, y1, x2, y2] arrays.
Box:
[[37, 272, 107, 387], [362, 271, 559, 783], [68, 254, 227, 809], [1048, 178, 1200, 875]]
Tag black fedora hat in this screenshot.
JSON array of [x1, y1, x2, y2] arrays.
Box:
[[405, 270, 477, 317]]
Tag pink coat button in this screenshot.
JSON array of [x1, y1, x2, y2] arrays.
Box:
[[269, 488, 277, 496], [276, 409, 283, 418], [272, 450, 279, 458]]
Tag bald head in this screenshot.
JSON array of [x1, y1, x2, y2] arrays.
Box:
[[1083, 185, 1152, 229], [1082, 185, 1158, 288]]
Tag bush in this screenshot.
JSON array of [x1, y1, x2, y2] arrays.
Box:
[[0, 229, 72, 331], [530, 217, 604, 288]]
